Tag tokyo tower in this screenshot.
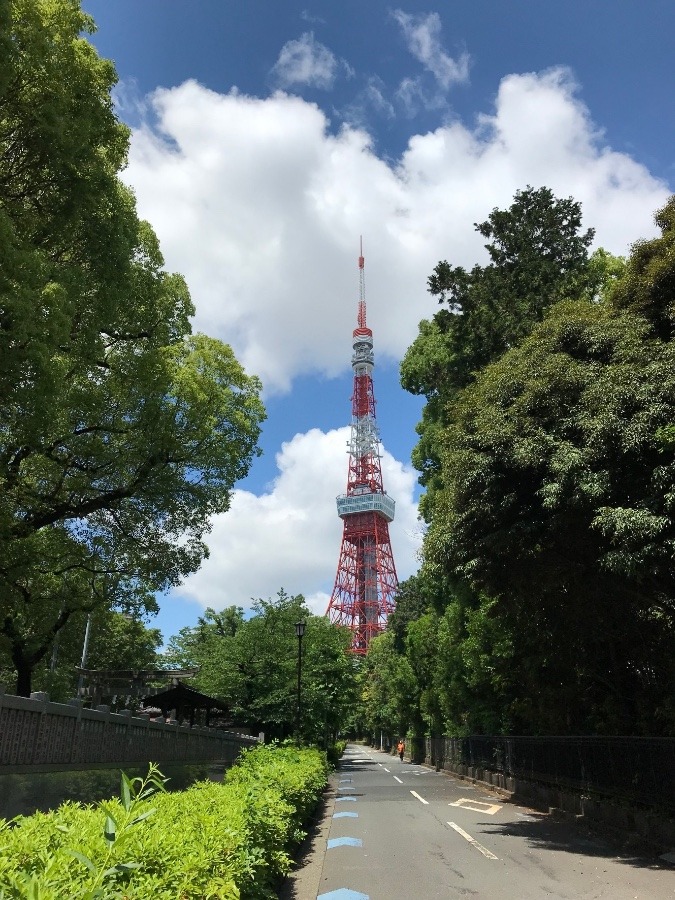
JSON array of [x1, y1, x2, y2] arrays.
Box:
[[326, 242, 398, 653]]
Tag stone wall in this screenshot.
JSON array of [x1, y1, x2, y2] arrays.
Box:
[[0, 687, 258, 774]]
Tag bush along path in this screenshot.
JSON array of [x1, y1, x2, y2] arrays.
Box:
[[0, 744, 329, 899]]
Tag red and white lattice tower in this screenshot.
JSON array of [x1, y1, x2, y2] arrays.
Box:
[[326, 242, 398, 653]]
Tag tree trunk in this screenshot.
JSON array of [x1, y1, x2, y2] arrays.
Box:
[[14, 658, 32, 697], [11, 640, 37, 697]]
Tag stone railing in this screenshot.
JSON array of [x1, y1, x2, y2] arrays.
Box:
[[0, 688, 258, 773]]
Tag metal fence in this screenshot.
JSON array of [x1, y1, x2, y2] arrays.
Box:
[[425, 735, 675, 811], [0, 688, 258, 773]]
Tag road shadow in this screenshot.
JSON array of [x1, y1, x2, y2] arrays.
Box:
[[483, 802, 674, 871], [338, 759, 376, 771]]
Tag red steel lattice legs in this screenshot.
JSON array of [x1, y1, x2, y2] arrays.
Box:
[[330, 512, 398, 653]]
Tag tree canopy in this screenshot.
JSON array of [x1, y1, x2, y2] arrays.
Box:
[[384, 190, 675, 738], [164, 591, 358, 743], [424, 199, 675, 733], [0, 0, 265, 694], [401, 186, 597, 519]]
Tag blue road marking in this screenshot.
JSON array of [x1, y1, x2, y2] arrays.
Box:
[[327, 836, 363, 849], [335, 796, 357, 802], [317, 891, 370, 900], [333, 811, 358, 818]]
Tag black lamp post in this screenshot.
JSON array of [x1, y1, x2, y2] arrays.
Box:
[[294, 620, 306, 744]]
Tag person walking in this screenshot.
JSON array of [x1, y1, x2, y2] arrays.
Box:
[[397, 739, 405, 762]]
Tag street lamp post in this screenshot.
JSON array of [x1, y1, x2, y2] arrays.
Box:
[[294, 620, 306, 744]]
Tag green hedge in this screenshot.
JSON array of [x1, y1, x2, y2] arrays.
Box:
[[0, 745, 328, 899]]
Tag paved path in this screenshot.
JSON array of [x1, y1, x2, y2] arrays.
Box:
[[293, 743, 674, 899]]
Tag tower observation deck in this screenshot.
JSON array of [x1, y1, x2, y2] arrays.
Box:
[[326, 243, 398, 653]]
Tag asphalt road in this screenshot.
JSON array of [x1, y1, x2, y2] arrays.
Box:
[[309, 743, 674, 900]]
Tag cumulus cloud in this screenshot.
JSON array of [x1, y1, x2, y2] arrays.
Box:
[[124, 68, 668, 395], [121, 63, 672, 624], [392, 10, 470, 90], [173, 428, 421, 616], [271, 32, 340, 89]]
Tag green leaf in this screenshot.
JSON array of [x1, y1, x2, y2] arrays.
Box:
[[104, 814, 117, 845], [66, 849, 97, 872], [120, 772, 132, 812], [102, 861, 142, 876], [129, 808, 156, 826]]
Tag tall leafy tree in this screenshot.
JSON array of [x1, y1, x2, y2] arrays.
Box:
[[359, 631, 417, 744], [401, 186, 596, 519], [164, 591, 357, 743], [425, 198, 675, 734], [0, 607, 162, 702], [0, 0, 265, 694]]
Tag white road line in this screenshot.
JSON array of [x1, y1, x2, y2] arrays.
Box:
[[383, 767, 390, 773], [447, 822, 498, 860], [449, 798, 502, 815], [410, 790, 429, 804], [393, 776, 403, 784]]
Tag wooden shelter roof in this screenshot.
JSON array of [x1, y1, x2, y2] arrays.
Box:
[[141, 681, 229, 714]]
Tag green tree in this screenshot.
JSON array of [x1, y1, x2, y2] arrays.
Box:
[[163, 591, 357, 743], [360, 631, 417, 744], [0, 608, 162, 702], [424, 198, 675, 734], [0, 0, 265, 694], [382, 575, 519, 738], [401, 186, 596, 519], [162, 605, 246, 698]]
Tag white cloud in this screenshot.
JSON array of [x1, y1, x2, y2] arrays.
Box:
[[123, 65, 672, 623], [271, 32, 339, 90], [124, 68, 669, 395], [300, 10, 326, 26], [395, 75, 448, 117], [343, 76, 396, 126], [392, 10, 470, 90], [173, 427, 421, 616]]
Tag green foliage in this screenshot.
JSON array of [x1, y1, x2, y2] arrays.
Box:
[[387, 573, 437, 653], [392, 190, 675, 737], [0, 747, 327, 900], [163, 591, 357, 743], [0, 763, 168, 900], [358, 578, 520, 739], [0, 0, 265, 695], [401, 186, 596, 520], [0, 609, 163, 703], [612, 195, 675, 340], [326, 739, 347, 767], [420, 197, 675, 734], [359, 631, 418, 740]]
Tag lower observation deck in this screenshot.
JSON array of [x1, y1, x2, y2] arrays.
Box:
[[336, 491, 395, 522]]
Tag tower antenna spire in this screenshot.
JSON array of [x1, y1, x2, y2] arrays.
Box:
[[357, 236, 366, 329], [326, 241, 398, 653]]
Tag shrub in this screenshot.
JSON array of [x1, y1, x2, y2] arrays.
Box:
[[0, 746, 327, 899], [326, 740, 347, 768]]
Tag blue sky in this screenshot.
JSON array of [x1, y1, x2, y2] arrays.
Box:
[[82, 1, 673, 643]]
